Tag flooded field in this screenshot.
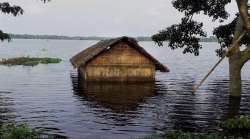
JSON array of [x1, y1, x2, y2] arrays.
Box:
[[0, 39, 250, 139]]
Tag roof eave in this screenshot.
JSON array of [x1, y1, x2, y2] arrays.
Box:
[[157, 65, 170, 72]]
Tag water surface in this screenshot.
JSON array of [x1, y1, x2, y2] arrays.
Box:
[[0, 39, 250, 139]]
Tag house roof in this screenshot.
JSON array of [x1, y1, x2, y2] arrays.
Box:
[[70, 36, 169, 72]]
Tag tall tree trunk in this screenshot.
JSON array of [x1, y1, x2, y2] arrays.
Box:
[[229, 53, 242, 98], [226, 97, 241, 119]]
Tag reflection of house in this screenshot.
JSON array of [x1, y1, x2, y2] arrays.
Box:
[[70, 73, 164, 127], [71, 73, 157, 112], [70, 36, 169, 81], [82, 82, 156, 111]]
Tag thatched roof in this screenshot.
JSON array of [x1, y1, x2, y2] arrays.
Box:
[[70, 36, 169, 72]]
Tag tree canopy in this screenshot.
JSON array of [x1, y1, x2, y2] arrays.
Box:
[[0, 0, 50, 41], [152, 0, 250, 57]]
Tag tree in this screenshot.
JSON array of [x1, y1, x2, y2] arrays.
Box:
[[152, 0, 250, 98], [0, 0, 50, 41]]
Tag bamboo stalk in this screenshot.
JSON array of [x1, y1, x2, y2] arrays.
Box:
[[193, 31, 246, 94]]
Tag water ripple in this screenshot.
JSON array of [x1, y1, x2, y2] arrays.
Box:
[[0, 40, 250, 138]]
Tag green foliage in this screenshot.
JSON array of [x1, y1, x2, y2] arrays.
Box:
[[0, 2, 24, 16], [0, 124, 54, 139], [152, 0, 249, 57], [0, 57, 62, 66], [0, 2, 24, 41], [145, 116, 250, 139], [0, 30, 10, 41], [0, 124, 38, 139], [166, 131, 221, 139], [222, 116, 250, 130], [213, 17, 238, 57], [0, 0, 50, 41], [213, 16, 250, 57], [172, 0, 231, 21], [152, 17, 206, 56], [39, 57, 62, 64]]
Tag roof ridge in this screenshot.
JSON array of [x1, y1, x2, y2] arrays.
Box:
[[70, 37, 169, 72]]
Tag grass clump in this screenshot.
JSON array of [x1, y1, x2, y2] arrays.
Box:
[[0, 57, 62, 66], [221, 116, 250, 138], [145, 116, 250, 139], [0, 124, 54, 139], [222, 116, 250, 130], [166, 131, 221, 139], [0, 124, 38, 139]]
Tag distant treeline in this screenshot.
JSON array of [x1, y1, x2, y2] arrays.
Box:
[[9, 34, 218, 42], [9, 34, 107, 41], [200, 36, 218, 42]]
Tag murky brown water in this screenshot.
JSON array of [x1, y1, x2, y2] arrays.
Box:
[[0, 39, 250, 139]]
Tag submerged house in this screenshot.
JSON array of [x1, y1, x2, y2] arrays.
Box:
[[70, 36, 169, 81]]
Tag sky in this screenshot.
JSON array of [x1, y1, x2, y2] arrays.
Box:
[[0, 0, 238, 37]]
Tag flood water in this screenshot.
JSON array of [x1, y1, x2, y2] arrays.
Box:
[[0, 39, 250, 139]]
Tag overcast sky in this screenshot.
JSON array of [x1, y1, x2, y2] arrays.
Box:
[[0, 0, 238, 37]]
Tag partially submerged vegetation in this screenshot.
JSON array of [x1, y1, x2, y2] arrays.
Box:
[[145, 116, 250, 139], [0, 57, 62, 66], [222, 116, 250, 130], [0, 124, 53, 139], [0, 124, 39, 139], [145, 131, 247, 139], [145, 131, 222, 139], [0, 114, 249, 139]]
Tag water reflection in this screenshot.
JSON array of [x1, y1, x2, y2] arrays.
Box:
[[207, 79, 250, 119], [169, 77, 200, 132], [166, 77, 250, 133], [71, 72, 158, 115], [0, 91, 16, 124], [71, 72, 250, 135], [1, 40, 250, 138]]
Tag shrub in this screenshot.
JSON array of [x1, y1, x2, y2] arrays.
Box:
[[144, 131, 222, 139], [0, 124, 38, 139], [222, 116, 250, 130]]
